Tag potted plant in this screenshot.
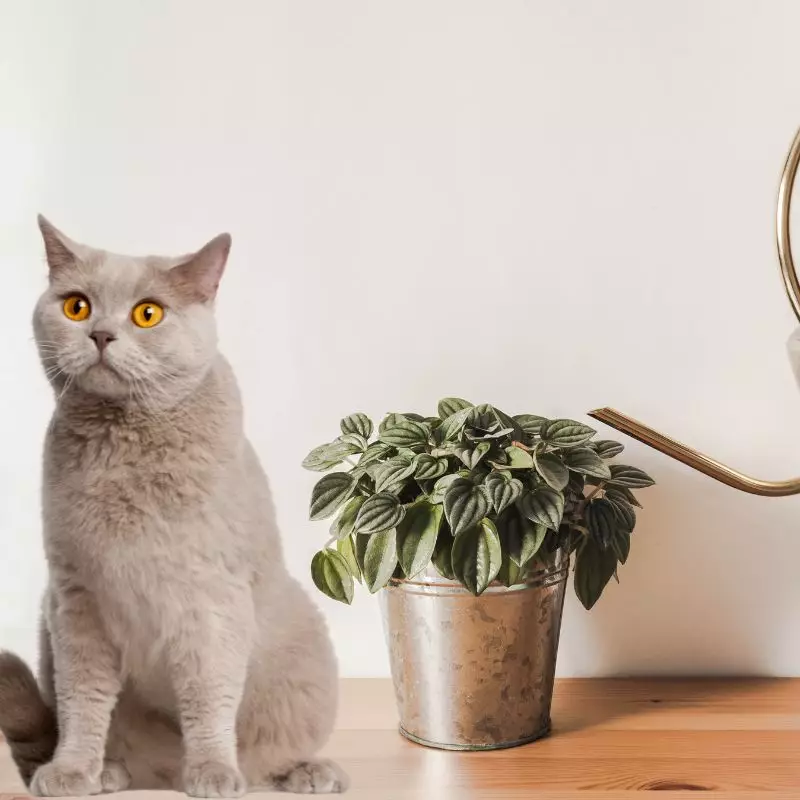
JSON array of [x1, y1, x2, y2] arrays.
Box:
[[303, 399, 654, 750]]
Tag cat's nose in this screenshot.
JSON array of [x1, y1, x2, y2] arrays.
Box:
[[90, 330, 117, 352]]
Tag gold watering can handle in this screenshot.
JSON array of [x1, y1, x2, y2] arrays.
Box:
[[591, 126, 800, 497]]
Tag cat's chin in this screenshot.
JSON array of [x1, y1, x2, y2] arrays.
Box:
[[76, 363, 130, 400]]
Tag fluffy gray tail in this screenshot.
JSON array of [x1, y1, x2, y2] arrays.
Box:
[[0, 651, 57, 786]]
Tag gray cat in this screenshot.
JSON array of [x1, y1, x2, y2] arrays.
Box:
[[0, 218, 346, 797]]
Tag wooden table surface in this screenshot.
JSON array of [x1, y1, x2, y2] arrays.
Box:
[[3, 678, 800, 798]]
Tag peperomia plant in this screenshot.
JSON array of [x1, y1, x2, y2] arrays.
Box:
[[303, 399, 654, 609]]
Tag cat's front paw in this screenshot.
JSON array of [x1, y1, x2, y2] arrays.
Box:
[[30, 761, 101, 796], [183, 760, 247, 798], [100, 760, 131, 793], [273, 759, 349, 794]]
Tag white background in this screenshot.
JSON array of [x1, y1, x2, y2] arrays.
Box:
[[4, 0, 800, 678]]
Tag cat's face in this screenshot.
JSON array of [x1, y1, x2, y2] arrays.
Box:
[[33, 217, 231, 408]]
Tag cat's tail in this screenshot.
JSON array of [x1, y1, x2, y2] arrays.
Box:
[[0, 651, 57, 786]]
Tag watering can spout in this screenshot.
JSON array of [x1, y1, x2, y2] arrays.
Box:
[[588, 408, 800, 497], [591, 127, 800, 497]]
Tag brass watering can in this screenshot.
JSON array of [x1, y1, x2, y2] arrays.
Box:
[[590, 127, 800, 497]]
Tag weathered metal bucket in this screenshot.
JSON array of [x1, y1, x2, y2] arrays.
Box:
[[379, 550, 569, 750]]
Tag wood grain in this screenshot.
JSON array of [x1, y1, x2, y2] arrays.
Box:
[[3, 678, 800, 797]]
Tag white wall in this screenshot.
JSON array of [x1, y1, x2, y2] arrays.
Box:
[[5, 0, 800, 677]]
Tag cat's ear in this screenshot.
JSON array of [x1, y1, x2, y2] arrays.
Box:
[[168, 233, 231, 303], [37, 215, 80, 273]]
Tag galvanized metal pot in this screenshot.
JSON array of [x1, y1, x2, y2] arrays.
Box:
[[379, 550, 569, 751]]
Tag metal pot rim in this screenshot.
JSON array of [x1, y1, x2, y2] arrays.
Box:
[[386, 558, 569, 596]]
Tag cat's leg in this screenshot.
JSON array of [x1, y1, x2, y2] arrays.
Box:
[[30, 585, 122, 797], [167, 606, 252, 798], [239, 582, 347, 794], [37, 608, 55, 708], [36, 608, 131, 795]]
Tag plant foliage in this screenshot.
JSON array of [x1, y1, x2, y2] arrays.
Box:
[[305, 399, 654, 609]]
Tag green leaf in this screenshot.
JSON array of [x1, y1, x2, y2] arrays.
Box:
[[440, 407, 473, 441], [362, 529, 398, 593], [379, 413, 408, 433], [354, 531, 368, 572], [309, 473, 358, 520], [338, 433, 368, 452], [540, 419, 596, 448], [465, 424, 514, 441], [311, 549, 354, 604], [513, 414, 548, 437], [437, 397, 473, 419], [413, 454, 449, 481], [451, 518, 502, 595], [608, 465, 655, 488], [467, 403, 494, 426], [567, 471, 586, 498], [503, 513, 547, 567], [456, 442, 490, 470], [432, 527, 456, 579], [534, 452, 570, 490], [336, 535, 362, 584], [373, 458, 416, 493], [358, 441, 394, 467], [586, 498, 617, 549], [429, 474, 461, 504], [302, 440, 361, 471], [496, 552, 522, 588], [396, 447, 421, 461], [430, 441, 459, 458], [502, 445, 534, 469], [340, 413, 374, 440], [606, 495, 636, 532], [354, 492, 406, 534], [484, 472, 523, 515], [518, 486, 564, 530], [574, 536, 617, 610], [594, 440, 624, 459], [490, 406, 524, 441], [563, 447, 612, 480], [396, 502, 443, 579], [605, 485, 643, 509], [329, 495, 366, 540], [611, 529, 631, 564], [302, 444, 337, 472], [379, 419, 429, 448], [443, 478, 490, 536]]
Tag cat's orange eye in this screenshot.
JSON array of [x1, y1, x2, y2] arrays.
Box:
[[62, 294, 91, 322], [131, 301, 164, 329]]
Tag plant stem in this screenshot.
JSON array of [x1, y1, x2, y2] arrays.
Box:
[[576, 481, 606, 516]]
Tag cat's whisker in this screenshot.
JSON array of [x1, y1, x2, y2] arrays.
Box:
[[56, 374, 74, 403], [133, 377, 166, 422]]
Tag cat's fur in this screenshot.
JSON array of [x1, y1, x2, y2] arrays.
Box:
[[0, 218, 345, 797]]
